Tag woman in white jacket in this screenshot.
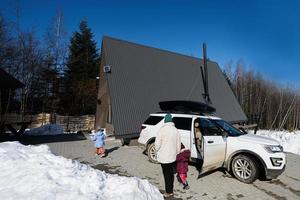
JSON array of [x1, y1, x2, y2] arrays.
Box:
[[155, 113, 181, 198]]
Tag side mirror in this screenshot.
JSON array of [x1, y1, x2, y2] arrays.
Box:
[[239, 127, 247, 134], [222, 131, 228, 138]]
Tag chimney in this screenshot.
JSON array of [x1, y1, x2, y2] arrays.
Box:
[[200, 43, 210, 103]]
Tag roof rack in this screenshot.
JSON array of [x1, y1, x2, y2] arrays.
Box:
[[159, 100, 216, 114], [156, 111, 206, 116]]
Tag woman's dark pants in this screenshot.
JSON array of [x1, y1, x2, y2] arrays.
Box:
[[161, 162, 175, 193]]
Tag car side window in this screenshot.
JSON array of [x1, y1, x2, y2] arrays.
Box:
[[200, 118, 223, 136], [173, 117, 192, 131], [143, 116, 164, 125]]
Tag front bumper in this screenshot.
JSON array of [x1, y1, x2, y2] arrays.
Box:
[[265, 165, 286, 179]]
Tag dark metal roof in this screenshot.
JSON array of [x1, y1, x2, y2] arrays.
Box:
[[101, 36, 247, 137], [0, 68, 24, 89]]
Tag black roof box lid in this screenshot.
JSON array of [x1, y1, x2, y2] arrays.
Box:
[[159, 100, 216, 114]]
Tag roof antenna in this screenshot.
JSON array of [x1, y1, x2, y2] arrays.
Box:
[[200, 43, 211, 103]]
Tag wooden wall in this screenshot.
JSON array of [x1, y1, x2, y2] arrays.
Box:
[[2, 113, 95, 132]]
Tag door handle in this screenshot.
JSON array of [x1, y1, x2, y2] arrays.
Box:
[[207, 140, 214, 144]]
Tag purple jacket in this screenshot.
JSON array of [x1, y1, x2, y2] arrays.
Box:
[[176, 149, 191, 174]]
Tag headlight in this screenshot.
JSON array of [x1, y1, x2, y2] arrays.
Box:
[[264, 145, 283, 153]]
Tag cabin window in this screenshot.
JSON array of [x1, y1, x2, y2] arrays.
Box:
[[143, 116, 164, 125], [199, 118, 223, 136], [173, 117, 192, 131]]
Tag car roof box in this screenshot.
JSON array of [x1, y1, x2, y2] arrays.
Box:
[[159, 100, 216, 114]]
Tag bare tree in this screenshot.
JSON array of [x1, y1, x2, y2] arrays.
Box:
[[270, 88, 283, 129], [1, 1, 45, 119], [44, 10, 68, 74], [223, 60, 300, 131], [39, 10, 68, 121]]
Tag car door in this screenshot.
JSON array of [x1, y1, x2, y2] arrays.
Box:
[[172, 117, 192, 150], [199, 118, 227, 171]]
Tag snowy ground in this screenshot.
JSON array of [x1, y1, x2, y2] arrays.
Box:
[[250, 130, 300, 155], [0, 142, 163, 200]]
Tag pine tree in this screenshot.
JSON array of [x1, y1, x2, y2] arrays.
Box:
[[63, 20, 99, 115]]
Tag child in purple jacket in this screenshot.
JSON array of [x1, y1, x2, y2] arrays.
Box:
[[176, 143, 191, 190]]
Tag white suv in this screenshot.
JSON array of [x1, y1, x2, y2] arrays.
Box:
[[138, 113, 286, 183]]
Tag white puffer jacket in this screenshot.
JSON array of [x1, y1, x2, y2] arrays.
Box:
[[155, 122, 181, 164]]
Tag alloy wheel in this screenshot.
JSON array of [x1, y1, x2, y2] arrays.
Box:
[[149, 144, 157, 161], [234, 158, 252, 180]]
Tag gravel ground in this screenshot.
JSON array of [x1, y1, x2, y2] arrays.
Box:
[[20, 133, 300, 200]]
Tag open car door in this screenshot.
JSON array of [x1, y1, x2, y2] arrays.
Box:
[[199, 118, 227, 172]]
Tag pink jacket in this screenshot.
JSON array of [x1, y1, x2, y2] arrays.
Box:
[[176, 149, 191, 174]]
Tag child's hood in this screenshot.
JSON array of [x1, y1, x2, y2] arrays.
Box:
[[180, 148, 190, 153], [179, 149, 191, 157], [96, 131, 105, 137]]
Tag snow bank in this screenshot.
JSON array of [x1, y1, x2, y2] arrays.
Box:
[[24, 124, 64, 136], [250, 130, 300, 155], [0, 142, 163, 200]]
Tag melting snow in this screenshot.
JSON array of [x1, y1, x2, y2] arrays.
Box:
[[0, 142, 163, 200]]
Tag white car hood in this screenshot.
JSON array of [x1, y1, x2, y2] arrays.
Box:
[[238, 133, 279, 145]]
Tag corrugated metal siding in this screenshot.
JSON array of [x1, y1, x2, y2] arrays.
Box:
[[101, 36, 247, 137]]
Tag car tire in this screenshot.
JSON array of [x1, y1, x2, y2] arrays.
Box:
[[147, 142, 158, 163], [231, 154, 258, 184]]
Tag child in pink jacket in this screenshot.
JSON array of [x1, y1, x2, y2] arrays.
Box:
[[176, 143, 191, 190]]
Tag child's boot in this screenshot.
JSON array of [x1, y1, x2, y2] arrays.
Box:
[[176, 174, 182, 183], [183, 181, 189, 190]]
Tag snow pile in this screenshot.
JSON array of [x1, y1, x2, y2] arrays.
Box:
[[0, 142, 163, 200], [24, 124, 64, 136], [250, 130, 300, 155]]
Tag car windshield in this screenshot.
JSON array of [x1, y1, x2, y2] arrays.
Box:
[[212, 119, 246, 136]]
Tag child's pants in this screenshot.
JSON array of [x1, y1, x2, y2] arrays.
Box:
[[179, 173, 187, 184], [95, 147, 105, 155]]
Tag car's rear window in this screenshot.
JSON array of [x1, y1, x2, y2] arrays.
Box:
[[143, 116, 164, 125]]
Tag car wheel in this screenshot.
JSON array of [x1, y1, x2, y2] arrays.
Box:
[[147, 143, 158, 163], [231, 154, 258, 183]]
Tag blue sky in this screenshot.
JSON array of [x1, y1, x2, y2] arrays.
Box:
[[1, 0, 299, 86]]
